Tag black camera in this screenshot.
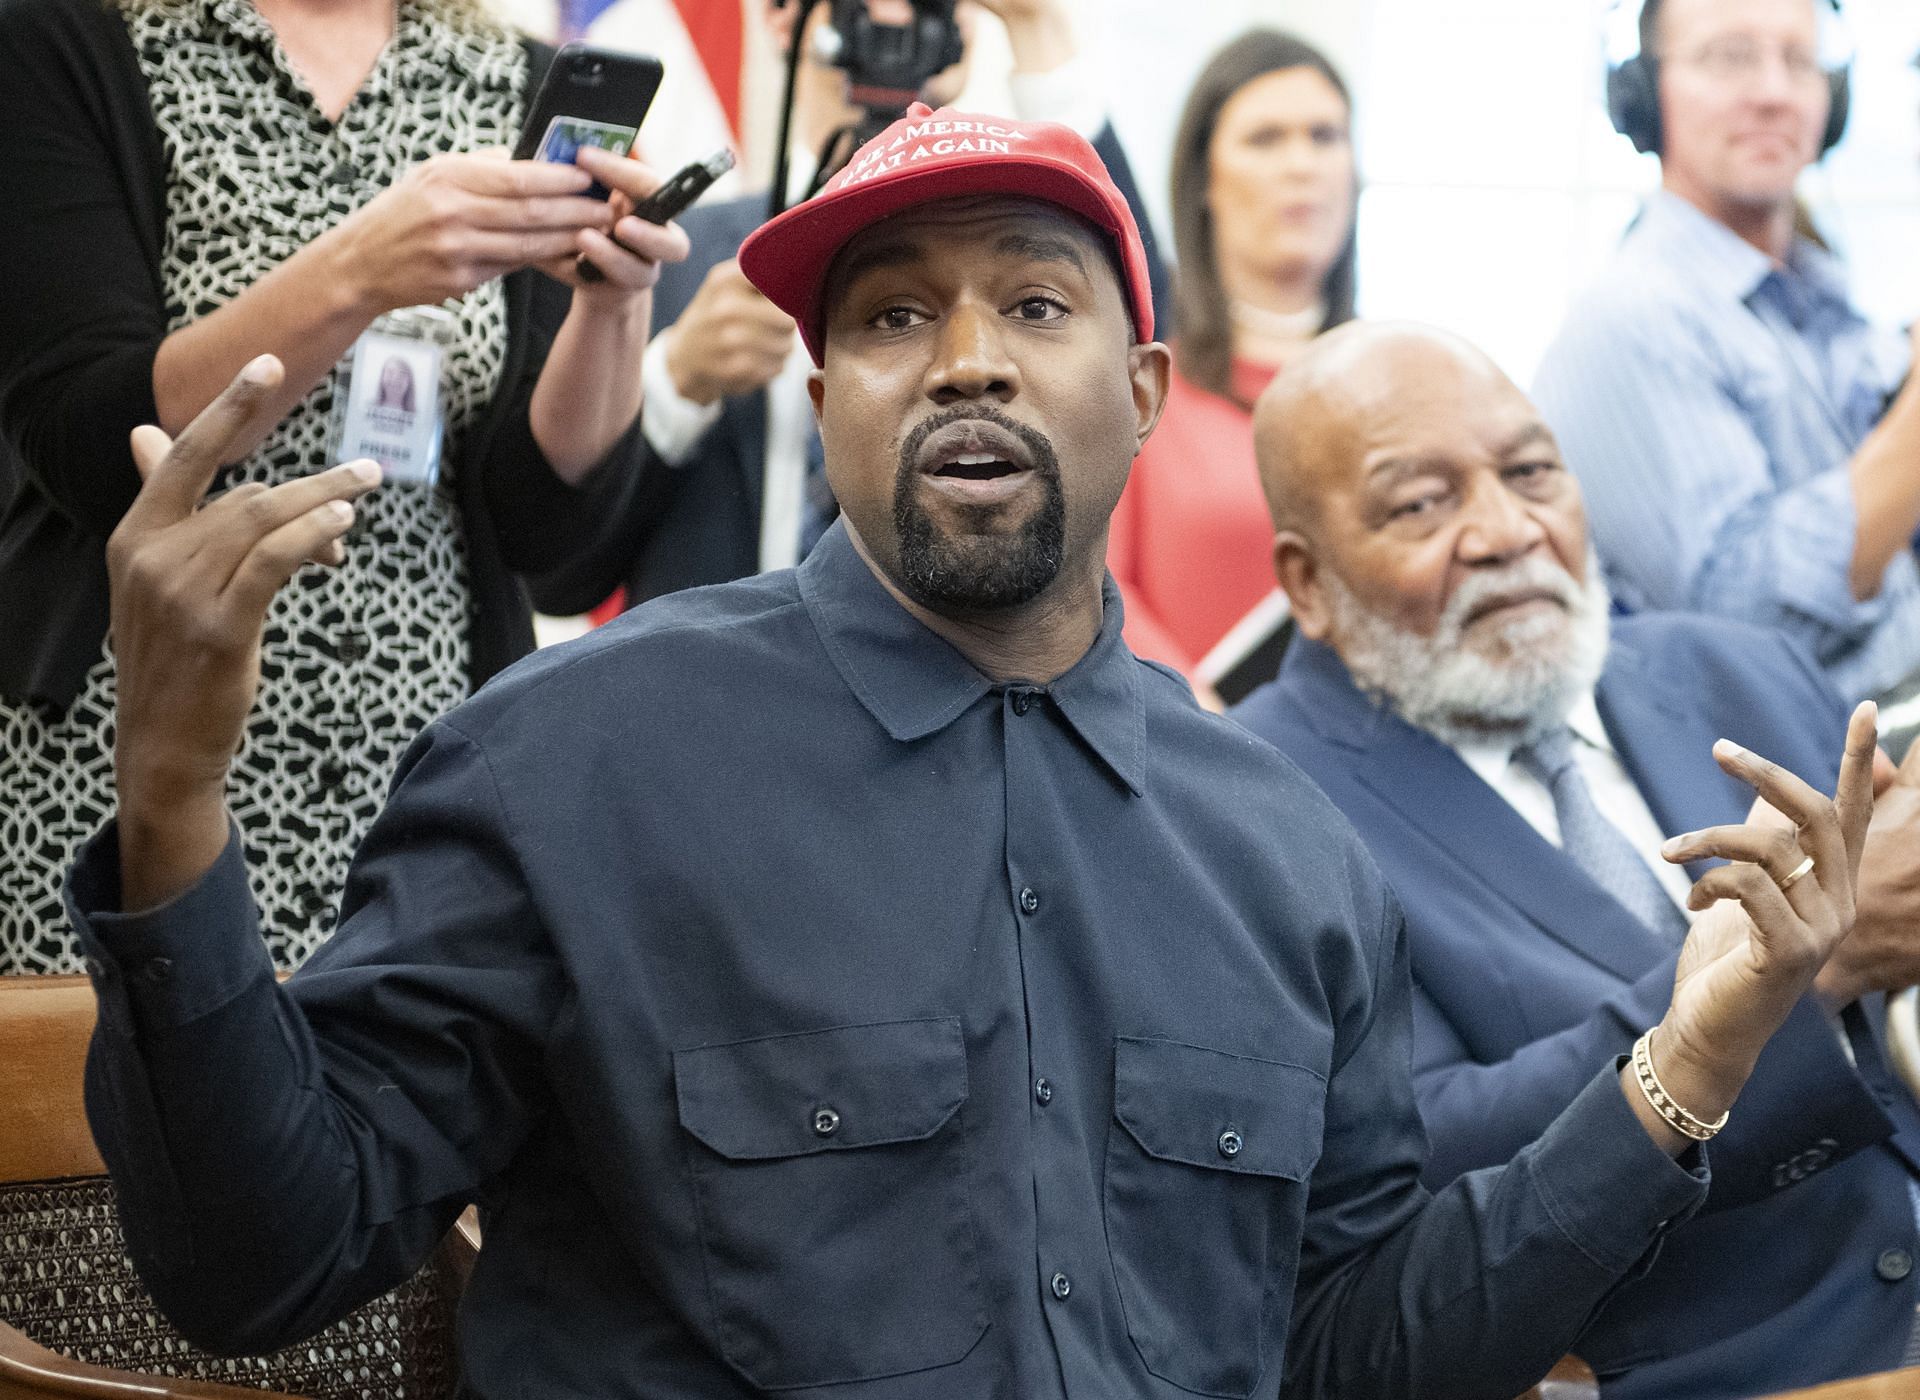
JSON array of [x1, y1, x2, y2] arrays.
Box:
[[816, 0, 964, 120], [768, 0, 967, 215]]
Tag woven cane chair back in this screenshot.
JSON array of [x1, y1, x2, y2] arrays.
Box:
[[0, 975, 472, 1400]]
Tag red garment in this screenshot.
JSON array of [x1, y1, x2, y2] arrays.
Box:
[[1109, 362, 1280, 678]]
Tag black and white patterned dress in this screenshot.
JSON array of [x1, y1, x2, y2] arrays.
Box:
[[0, 0, 528, 972]]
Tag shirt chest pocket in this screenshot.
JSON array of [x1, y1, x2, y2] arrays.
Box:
[[1104, 1036, 1326, 1399], [673, 1018, 986, 1389]]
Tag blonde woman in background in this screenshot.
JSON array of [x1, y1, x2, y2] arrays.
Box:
[[0, 0, 686, 972]]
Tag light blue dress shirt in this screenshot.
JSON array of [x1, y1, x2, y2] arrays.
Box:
[[1534, 190, 1913, 701]]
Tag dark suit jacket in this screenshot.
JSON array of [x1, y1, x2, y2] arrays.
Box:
[[1233, 614, 1920, 1400], [525, 125, 1169, 616]]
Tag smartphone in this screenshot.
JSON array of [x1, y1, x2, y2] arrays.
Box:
[[575, 148, 735, 283], [513, 44, 665, 197]]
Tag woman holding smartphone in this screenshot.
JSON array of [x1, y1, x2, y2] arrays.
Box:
[[0, 0, 685, 973], [1106, 29, 1360, 701]]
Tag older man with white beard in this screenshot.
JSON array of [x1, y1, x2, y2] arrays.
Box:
[[1232, 321, 1920, 1400]]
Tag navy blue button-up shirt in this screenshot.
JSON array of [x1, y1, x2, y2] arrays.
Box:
[[68, 523, 1705, 1399]]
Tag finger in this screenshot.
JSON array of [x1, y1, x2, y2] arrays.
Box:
[[572, 228, 662, 290], [1662, 822, 1808, 883], [222, 496, 365, 618], [610, 214, 692, 266], [459, 228, 597, 270], [1875, 746, 1900, 794], [1835, 701, 1879, 878], [199, 460, 382, 590], [459, 155, 594, 197], [573, 145, 664, 201], [467, 192, 615, 233], [129, 356, 284, 525], [1712, 734, 1851, 905], [130, 424, 174, 482], [1685, 863, 1803, 943]]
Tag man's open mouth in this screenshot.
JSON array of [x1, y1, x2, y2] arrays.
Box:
[[934, 452, 1022, 481]]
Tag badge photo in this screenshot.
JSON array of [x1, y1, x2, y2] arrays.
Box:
[[333, 326, 446, 487]]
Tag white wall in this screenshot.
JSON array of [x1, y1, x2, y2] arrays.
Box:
[[506, 0, 1920, 384], [1070, 0, 1920, 384]]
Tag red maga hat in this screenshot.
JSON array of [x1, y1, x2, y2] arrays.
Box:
[[738, 102, 1155, 363]]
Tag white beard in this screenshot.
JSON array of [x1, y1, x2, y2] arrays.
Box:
[[1324, 556, 1613, 750]]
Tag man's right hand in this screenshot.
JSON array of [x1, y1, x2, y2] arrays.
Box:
[[662, 259, 798, 406], [1634, 705, 1877, 1154], [109, 356, 381, 912]]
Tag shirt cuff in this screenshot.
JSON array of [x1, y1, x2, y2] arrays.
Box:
[[1008, 55, 1105, 141], [1770, 469, 1891, 632], [1523, 1063, 1710, 1274], [640, 333, 722, 467], [64, 822, 275, 1035]]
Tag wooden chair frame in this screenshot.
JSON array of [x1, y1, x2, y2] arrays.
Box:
[[0, 975, 478, 1399]]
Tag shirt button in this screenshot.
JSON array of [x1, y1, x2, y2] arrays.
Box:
[[1878, 1249, 1914, 1283], [1034, 1078, 1053, 1106], [812, 1105, 841, 1138], [328, 158, 359, 186], [1018, 887, 1040, 915], [1218, 1129, 1244, 1159], [1011, 689, 1033, 716], [143, 956, 174, 985], [318, 759, 348, 789], [336, 630, 366, 663], [1050, 1271, 1071, 1300]]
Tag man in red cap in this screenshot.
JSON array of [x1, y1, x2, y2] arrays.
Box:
[[526, 0, 1170, 624], [73, 105, 1879, 1400]]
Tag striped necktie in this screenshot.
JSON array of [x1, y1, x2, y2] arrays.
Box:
[[1513, 726, 1690, 941]]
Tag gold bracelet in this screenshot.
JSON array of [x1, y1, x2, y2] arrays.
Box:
[[1632, 1029, 1728, 1143]]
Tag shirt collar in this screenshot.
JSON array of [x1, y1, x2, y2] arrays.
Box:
[[1451, 691, 1614, 790], [797, 522, 1148, 795], [1635, 189, 1852, 313]]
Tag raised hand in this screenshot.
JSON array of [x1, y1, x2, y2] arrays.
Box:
[[1631, 703, 1877, 1152], [552, 146, 692, 297], [109, 356, 382, 911], [660, 259, 798, 405]]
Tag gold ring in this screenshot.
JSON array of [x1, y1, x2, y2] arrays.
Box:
[[1778, 854, 1815, 892]]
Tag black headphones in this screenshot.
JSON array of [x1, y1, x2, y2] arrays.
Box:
[[1607, 0, 1851, 156]]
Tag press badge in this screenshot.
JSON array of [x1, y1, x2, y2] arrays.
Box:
[[329, 307, 457, 487]]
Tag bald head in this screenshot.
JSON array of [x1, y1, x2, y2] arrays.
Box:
[[1255, 322, 1604, 749], [1253, 321, 1518, 539]]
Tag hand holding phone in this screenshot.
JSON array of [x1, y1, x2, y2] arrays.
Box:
[[515, 44, 665, 197], [575, 148, 735, 284]]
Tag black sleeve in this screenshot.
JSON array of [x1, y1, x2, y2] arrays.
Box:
[[517, 200, 748, 612], [1281, 887, 1709, 1400], [0, 0, 167, 538], [468, 267, 655, 578], [1091, 122, 1171, 340], [458, 35, 657, 579], [70, 721, 560, 1353]]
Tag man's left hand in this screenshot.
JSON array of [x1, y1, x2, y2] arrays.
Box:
[[1634, 703, 1878, 1152]]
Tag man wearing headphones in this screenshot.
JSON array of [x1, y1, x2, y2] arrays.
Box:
[[1534, 0, 1920, 735]]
